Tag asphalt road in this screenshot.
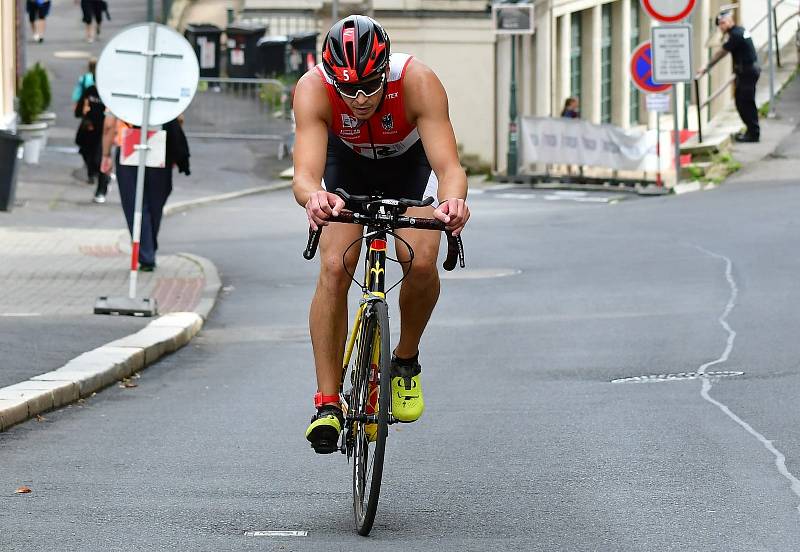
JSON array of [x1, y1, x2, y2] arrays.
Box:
[[3, 140, 800, 550]]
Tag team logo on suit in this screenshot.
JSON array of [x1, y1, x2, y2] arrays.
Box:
[[341, 114, 359, 129], [381, 114, 394, 131]]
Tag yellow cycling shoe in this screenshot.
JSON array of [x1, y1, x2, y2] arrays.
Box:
[[305, 405, 343, 454], [391, 355, 424, 423]]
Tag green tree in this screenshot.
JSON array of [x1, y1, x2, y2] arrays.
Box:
[[18, 69, 44, 124], [33, 63, 52, 111]]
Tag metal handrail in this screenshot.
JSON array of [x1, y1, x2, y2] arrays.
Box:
[[693, 1, 798, 143]]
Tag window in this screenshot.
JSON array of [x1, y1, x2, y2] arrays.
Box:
[[570, 12, 582, 101], [630, 2, 641, 124], [600, 4, 612, 123]]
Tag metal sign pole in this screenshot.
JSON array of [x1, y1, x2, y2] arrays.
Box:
[[672, 84, 681, 185], [656, 111, 662, 187], [128, 23, 157, 300]]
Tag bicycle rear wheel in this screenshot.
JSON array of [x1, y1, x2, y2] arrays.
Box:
[[352, 300, 391, 536]]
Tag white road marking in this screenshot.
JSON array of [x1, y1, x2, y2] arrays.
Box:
[[0, 313, 42, 317], [544, 195, 615, 203], [244, 530, 308, 537], [694, 245, 800, 515], [495, 192, 537, 200]]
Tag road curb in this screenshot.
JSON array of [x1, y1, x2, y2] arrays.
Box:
[[0, 180, 288, 432], [0, 259, 214, 433], [163, 181, 292, 217]]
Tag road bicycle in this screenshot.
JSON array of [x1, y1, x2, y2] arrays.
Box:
[[303, 189, 464, 535]]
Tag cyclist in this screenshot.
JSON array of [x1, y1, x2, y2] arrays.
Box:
[[292, 15, 470, 453]]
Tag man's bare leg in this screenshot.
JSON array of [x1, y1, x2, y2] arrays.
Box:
[[309, 223, 363, 398], [394, 206, 442, 359]]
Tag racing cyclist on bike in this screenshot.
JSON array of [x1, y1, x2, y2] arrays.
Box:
[[292, 15, 470, 453]]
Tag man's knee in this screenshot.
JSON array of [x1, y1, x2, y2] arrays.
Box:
[[318, 253, 355, 293], [405, 257, 439, 286]]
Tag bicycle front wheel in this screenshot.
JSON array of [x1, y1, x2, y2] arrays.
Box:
[[352, 300, 391, 536]]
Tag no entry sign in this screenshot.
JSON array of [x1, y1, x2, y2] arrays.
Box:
[[630, 42, 671, 93], [640, 0, 696, 23]]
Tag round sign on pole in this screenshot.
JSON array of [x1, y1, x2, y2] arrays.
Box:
[[640, 0, 697, 23], [630, 41, 671, 94], [96, 23, 199, 126]]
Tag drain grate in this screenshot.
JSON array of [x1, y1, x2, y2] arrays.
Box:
[[244, 530, 308, 537], [611, 371, 745, 384]]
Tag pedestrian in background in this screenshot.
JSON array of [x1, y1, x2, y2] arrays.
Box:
[[696, 10, 760, 142], [560, 96, 580, 119], [76, 0, 105, 43], [74, 83, 108, 203], [72, 58, 96, 116], [26, 0, 51, 43], [100, 115, 191, 272], [560, 96, 581, 180]]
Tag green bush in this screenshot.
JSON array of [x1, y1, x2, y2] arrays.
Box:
[[17, 69, 44, 124], [33, 63, 51, 111]]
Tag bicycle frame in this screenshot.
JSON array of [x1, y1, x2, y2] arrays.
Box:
[[340, 225, 390, 431]]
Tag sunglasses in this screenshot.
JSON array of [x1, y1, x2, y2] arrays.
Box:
[[335, 74, 385, 99]]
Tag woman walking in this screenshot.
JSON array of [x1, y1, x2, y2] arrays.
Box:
[[26, 0, 51, 43], [77, 0, 105, 43]]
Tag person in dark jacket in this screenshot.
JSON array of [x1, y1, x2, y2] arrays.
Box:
[[560, 96, 580, 119], [74, 84, 109, 203], [99, 115, 191, 271], [696, 10, 761, 142]]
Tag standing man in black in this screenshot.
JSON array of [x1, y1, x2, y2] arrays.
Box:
[[696, 10, 760, 142]]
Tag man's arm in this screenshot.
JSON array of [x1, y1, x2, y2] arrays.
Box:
[[404, 61, 469, 235], [291, 71, 344, 230], [697, 48, 728, 78], [100, 113, 116, 174]]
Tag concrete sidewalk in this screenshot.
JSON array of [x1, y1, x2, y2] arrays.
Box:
[[0, 0, 292, 431]]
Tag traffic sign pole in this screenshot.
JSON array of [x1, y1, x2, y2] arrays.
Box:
[[128, 22, 157, 300], [672, 84, 680, 185], [94, 23, 199, 316]]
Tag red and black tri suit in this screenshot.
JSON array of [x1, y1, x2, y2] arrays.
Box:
[[316, 53, 438, 201]]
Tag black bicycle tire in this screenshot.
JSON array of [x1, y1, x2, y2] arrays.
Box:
[[353, 300, 391, 536]]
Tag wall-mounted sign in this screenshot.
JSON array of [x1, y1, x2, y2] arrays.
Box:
[[492, 3, 535, 35]]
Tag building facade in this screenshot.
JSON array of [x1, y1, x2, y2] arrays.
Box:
[[496, 0, 799, 173], [187, 0, 797, 172], [1, 0, 20, 129]]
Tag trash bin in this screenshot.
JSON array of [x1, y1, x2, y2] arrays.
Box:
[[184, 23, 223, 79], [225, 24, 267, 78], [257, 35, 288, 77], [288, 32, 319, 77], [0, 130, 23, 212]]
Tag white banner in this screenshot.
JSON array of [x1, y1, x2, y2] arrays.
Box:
[[520, 117, 663, 172]]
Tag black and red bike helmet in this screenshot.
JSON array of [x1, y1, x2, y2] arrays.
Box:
[[322, 15, 390, 83]]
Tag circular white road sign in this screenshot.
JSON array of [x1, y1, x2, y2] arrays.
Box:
[[640, 0, 697, 23], [96, 23, 199, 126]]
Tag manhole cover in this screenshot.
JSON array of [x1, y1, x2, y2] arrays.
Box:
[[612, 371, 745, 384], [440, 268, 521, 280]]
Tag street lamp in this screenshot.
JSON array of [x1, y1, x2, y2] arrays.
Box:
[[507, 35, 518, 178], [494, 0, 530, 178]]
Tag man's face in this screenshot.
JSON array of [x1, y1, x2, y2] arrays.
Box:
[[335, 72, 386, 120], [717, 15, 734, 32]]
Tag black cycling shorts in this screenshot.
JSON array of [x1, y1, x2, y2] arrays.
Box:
[[323, 132, 438, 202]]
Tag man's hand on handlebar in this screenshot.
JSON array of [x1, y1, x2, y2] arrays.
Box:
[[433, 198, 470, 237], [305, 190, 346, 231]]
